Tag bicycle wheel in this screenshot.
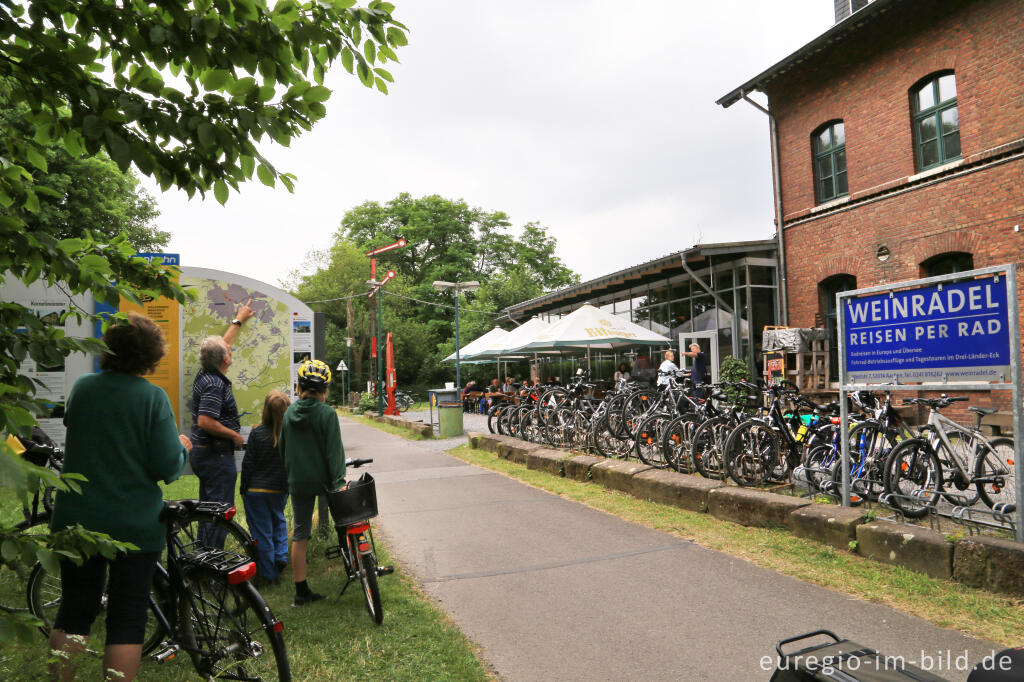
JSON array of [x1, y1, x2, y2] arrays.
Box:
[[620, 390, 658, 438], [887, 438, 942, 518], [603, 394, 629, 438], [724, 420, 777, 487], [974, 436, 1016, 510], [634, 413, 672, 469], [487, 403, 505, 434], [180, 572, 290, 680], [937, 431, 981, 506], [350, 534, 383, 625], [593, 424, 630, 459], [691, 417, 728, 480], [0, 514, 49, 616], [803, 443, 838, 493], [660, 415, 694, 473], [26, 560, 169, 655]]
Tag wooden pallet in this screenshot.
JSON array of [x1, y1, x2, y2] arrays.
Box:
[[762, 336, 830, 392]]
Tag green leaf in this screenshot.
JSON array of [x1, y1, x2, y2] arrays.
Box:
[[240, 155, 255, 178], [257, 85, 275, 102], [23, 189, 39, 213], [214, 180, 229, 205], [25, 147, 47, 172], [37, 548, 60, 575], [341, 47, 354, 74], [197, 122, 215, 147], [63, 130, 85, 157], [303, 85, 331, 102], [82, 115, 105, 140], [201, 69, 232, 91], [105, 131, 132, 171], [363, 41, 376, 64], [229, 77, 257, 97], [1, 539, 17, 563], [149, 25, 166, 45], [256, 164, 275, 187], [374, 67, 394, 83]]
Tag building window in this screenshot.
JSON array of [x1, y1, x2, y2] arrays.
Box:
[[812, 121, 847, 204], [923, 251, 973, 277], [912, 72, 960, 171], [820, 274, 857, 382]]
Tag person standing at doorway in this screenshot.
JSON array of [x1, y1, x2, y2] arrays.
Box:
[[657, 350, 679, 389], [680, 343, 708, 398]]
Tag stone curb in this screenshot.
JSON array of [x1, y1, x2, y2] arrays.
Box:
[[856, 521, 953, 580], [563, 455, 605, 482], [525, 448, 565, 476], [632, 469, 722, 512], [497, 440, 541, 465], [708, 487, 811, 528], [368, 413, 434, 439], [589, 460, 653, 495], [788, 504, 867, 550], [953, 534, 1024, 596]]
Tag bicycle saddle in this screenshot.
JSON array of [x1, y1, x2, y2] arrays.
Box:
[[968, 406, 998, 416]]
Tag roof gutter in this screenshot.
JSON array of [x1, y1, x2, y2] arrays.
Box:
[[741, 91, 789, 325]]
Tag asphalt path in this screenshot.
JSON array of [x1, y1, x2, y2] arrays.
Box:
[[339, 417, 1002, 681]]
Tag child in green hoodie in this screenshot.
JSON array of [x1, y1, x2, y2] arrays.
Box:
[[279, 359, 345, 606]]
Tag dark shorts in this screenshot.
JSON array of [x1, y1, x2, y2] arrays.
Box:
[[291, 494, 317, 541], [54, 551, 159, 646]]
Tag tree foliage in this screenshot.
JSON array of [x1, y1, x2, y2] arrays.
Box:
[[290, 193, 579, 389], [0, 0, 408, 640]]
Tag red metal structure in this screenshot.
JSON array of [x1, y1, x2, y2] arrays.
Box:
[[384, 332, 399, 415]]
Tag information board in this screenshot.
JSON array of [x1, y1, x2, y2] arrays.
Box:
[[843, 275, 1011, 384]]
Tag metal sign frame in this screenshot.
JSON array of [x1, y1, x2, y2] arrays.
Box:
[[837, 264, 1023, 543]]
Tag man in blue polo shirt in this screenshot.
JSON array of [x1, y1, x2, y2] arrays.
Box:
[[189, 298, 255, 548]]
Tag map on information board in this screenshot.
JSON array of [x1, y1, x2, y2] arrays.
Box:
[[180, 267, 314, 437]]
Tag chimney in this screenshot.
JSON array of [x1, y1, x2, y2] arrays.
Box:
[[834, 0, 871, 23]]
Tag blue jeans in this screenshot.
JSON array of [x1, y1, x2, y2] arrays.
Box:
[[243, 491, 289, 580], [189, 445, 236, 549]]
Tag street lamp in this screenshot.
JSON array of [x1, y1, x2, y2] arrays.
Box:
[[345, 337, 353, 402], [432, 280, 480, 390]]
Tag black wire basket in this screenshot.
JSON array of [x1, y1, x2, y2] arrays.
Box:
[[327, 472, 378, 527]]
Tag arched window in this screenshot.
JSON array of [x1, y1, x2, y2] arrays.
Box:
[[922, 251, 973, 277], [819, 274, 857, 381], [812, 121, 848, 204], [911, 72, 960, 171]]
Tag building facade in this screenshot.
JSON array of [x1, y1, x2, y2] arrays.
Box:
[[503, 241, 780, 380], [720, 0, 1024, 398]]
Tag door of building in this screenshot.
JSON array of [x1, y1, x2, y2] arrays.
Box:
[[678, 331, 719, 385]]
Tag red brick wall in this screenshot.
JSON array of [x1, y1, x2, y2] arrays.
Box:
[[762, 0, 1024, 413], [767, 0, 1024, 218]]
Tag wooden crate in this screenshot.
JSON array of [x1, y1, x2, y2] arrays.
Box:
[[762, 335, 829, 392]]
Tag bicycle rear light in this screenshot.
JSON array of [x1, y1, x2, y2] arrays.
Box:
[[223, 506, 237, 521], [358, 542, 370, 552], [227, 562, 257, 584], [272, 620, 284, 633]]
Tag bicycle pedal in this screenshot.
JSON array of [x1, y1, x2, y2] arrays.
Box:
[[151, 644, 179, 663], [377, 565, 394, 576], [324, 546, 342, 559]]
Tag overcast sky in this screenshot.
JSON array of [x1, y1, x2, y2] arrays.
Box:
[[146, 1, 837, 289]]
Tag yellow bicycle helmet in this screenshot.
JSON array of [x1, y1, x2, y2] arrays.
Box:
[[297, 358, 331, 391]]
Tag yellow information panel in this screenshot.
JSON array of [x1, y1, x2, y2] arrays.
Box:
[[119, 253, 181, 423]]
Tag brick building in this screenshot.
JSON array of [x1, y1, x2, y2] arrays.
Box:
[[718, 0, 1024, 406]]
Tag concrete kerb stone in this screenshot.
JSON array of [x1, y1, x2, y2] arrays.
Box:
[[855, 521, 953, 580], [563, 455, 606, 482], [953, 534, 1024, 596], [788, 504, 867, 550], [476, 434, 503, 453], [589, 460, 653, 495], [525, 448, 565, 477], [632, 470, 722, 513], [466, 432, 483, 449], [708, 487, 811, 528], [497, 439, 541, 465]]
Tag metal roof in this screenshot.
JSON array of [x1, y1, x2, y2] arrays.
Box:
[[502, 238, 777, 317], [716, 0, 901, 109]]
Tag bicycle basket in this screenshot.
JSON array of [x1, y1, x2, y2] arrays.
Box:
[[327, 472, 378, 527]]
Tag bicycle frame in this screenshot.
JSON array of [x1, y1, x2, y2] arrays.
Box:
[[925, 408, 1011, 479]]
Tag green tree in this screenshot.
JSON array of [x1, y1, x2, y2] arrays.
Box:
[[0, 0, 408, 640], [294, 194, 578, 389]]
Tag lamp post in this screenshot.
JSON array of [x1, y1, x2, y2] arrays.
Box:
[[345, 337, 352, 401], [432, 280, 480, 390]]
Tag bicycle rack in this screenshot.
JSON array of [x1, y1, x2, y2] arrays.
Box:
[[948, 500, 1018, 537], [876, 491, 941, 531]]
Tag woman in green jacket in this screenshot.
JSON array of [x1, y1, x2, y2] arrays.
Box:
[[49, 313, 190, 681]]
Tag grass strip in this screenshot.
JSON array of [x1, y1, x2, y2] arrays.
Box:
[[447, 444, 1024, 646], [0, 476, 490, 681]]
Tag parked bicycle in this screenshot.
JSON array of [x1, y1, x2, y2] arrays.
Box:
[[325, 458, 393, 625], [28, 499, 287, 679]]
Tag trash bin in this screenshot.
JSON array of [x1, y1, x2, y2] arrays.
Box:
[[438, 402, 464, 438]]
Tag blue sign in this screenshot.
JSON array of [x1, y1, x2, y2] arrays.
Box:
[[843, 276, 1011, 383]]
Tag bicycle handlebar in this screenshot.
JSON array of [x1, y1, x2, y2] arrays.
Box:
[[346, 458, 374, 468]]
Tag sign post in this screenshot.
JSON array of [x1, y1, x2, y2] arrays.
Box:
[[837, 264, 1022, 543]]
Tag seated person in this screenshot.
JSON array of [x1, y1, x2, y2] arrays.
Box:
[[502, 377, 516, 394], [486, 379, 503, 408], [462, 380, 478, 411], [614, 362, 631, 382]]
